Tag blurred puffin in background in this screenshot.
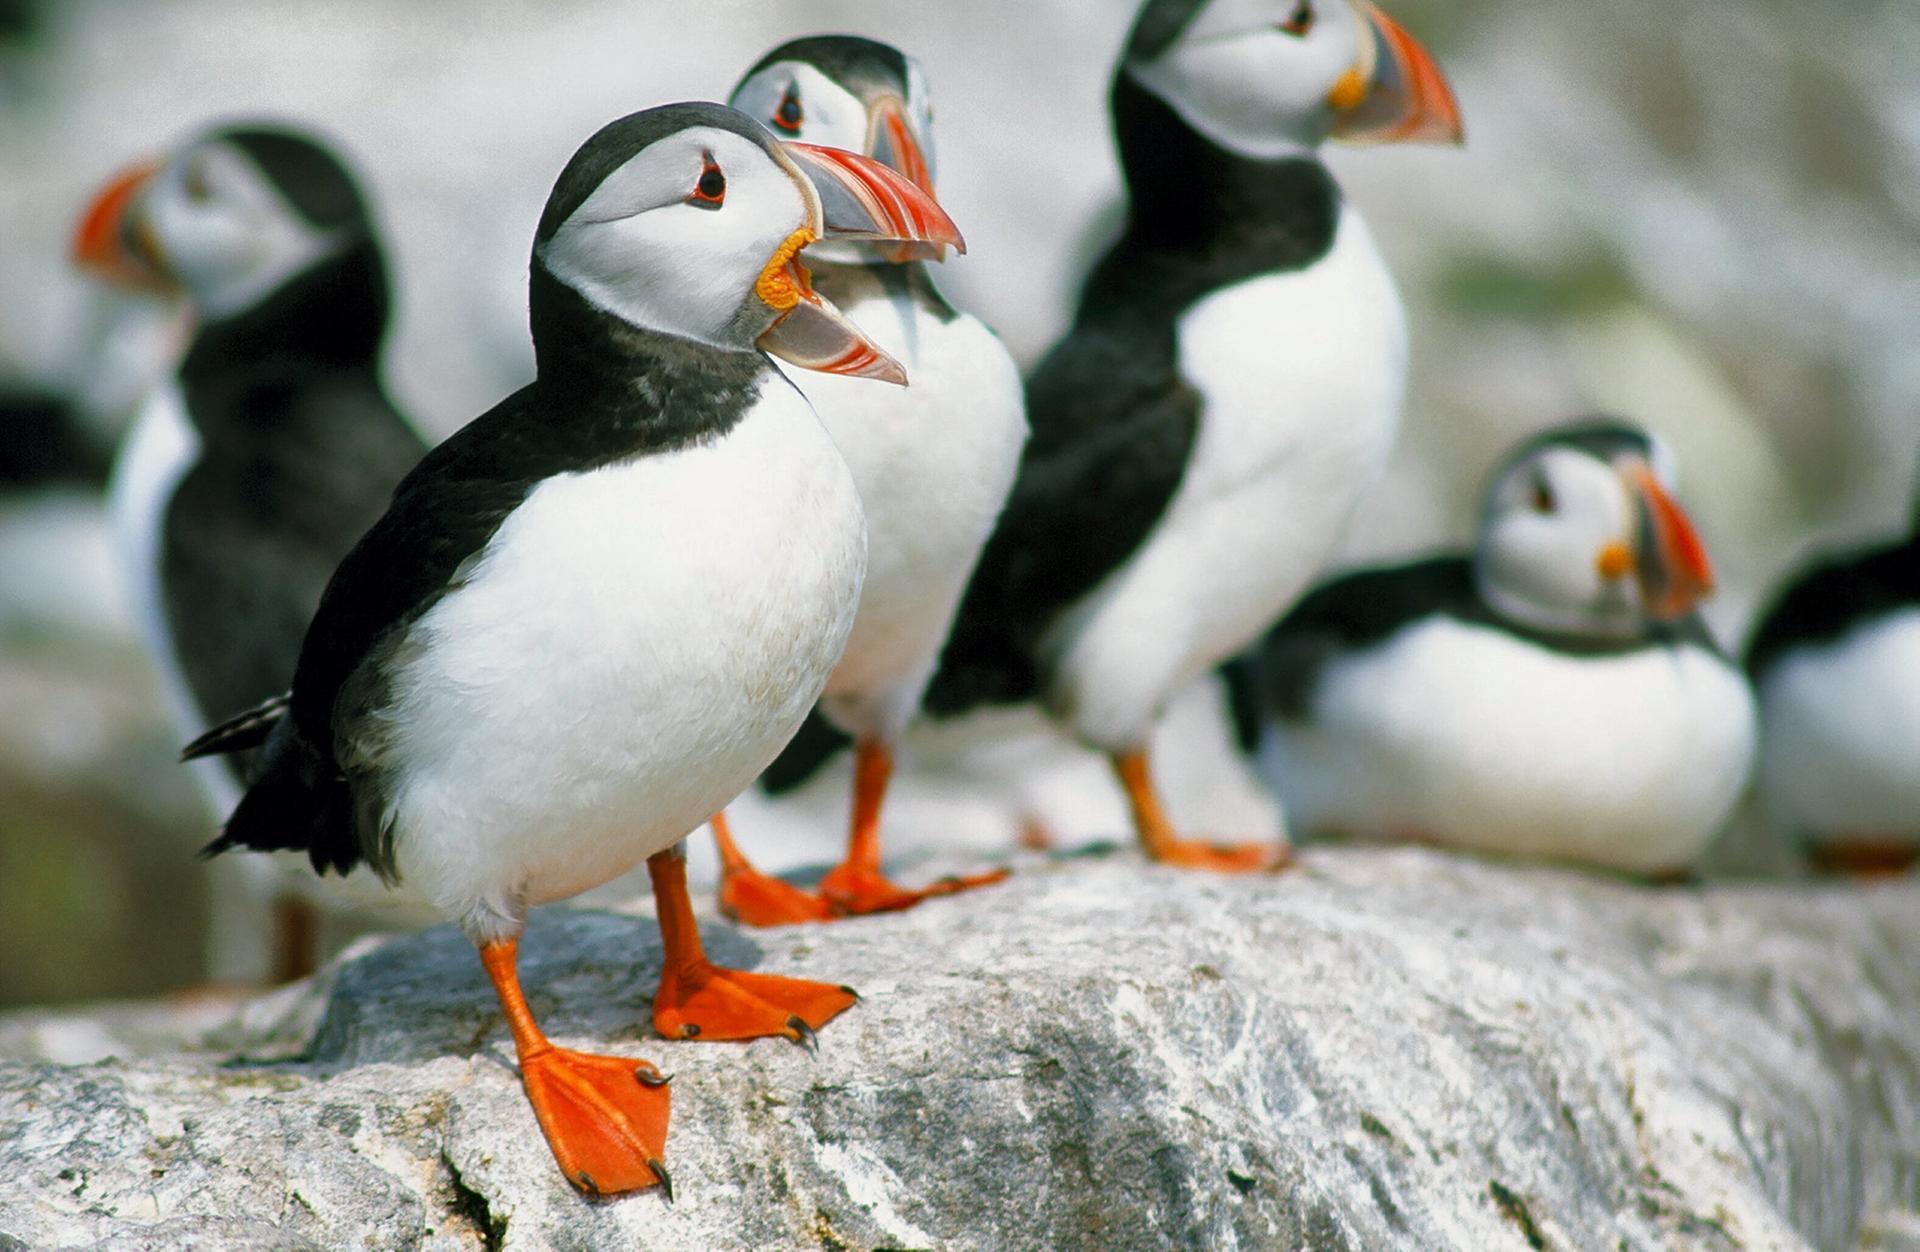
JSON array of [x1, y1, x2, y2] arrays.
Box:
[[925, 0, 1462, 871], [1251, 420, 1753, 876], [1746, 470, 1919, 875], [705, 34, 1025, 925], [72, 122, 428, 983], [185, 102, 964, 1196]]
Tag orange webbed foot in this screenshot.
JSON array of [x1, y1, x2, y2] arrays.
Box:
[[1147, 838, 1293, 874], [653, 959, 857, 1045], [518, 1045, 673, 1199], [817, 861, 1011, 916], [718, 861, 836, 927]]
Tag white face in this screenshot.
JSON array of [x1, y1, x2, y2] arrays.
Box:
[[538, 126, 810, 349], [1127, 0, 1369, 158], [1476, 446, 1645, 636], [139, 140, 344, 321], [731, 61, 936, 180]]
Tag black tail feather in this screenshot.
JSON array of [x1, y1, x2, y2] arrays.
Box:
[[182, 692, 291, 761], [200, 715, 362, 876]]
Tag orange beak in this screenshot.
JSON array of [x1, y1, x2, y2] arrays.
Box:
[[1328, 2, 1464, 146], [72, 160, 169, 290], [870, 97, 933, 196], [1625, 462, 1714, 620]]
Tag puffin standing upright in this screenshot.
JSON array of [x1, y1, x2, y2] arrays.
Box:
[[186, 104, 964, 1196], [1252, 421, 1753, 874], [72, 124, 428, 983], [1746, 485, 1920, 873], [707, 35, 1027, 924], [926, 0, 1462, 869]]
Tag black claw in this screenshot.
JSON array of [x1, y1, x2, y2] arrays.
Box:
[[839, 985, 861, 1001], [575, 1170, 602, 1198], [787, 1015, 819, 1054], [635, 1065, 672, 1087], [648, 1159, 674, 1204], [680, 1023, 701, 1039]]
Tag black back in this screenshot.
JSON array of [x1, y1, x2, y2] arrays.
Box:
[[1745, 528, 1920, 681], [924, 73, 1343, 716], [1249, 555, 1723, 722]]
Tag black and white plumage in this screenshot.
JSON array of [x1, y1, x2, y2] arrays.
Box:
[[73, 123, 428, 981], [183, 103, 965, 1196], [923, 0, 1461, 867], [705, 36, 1025, 921], [1251, 421, 1755, 875], [1745, 490, 1920, 870]]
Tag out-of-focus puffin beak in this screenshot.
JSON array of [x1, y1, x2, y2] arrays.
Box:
[[72, 160, 170, 291], [1327, 2, 1464, 146], [1623, 461, 1714, 620], [757, 142, 965, 385], [866, 96, 946, 264]]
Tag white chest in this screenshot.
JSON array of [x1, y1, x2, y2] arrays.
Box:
[[1264, 618, 1757, 872], [1755, 609, 1920, 843], [379, 378, 867, 923]]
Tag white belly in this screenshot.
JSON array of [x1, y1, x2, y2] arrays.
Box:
[[1262, 618, 1758, 872], [379, 377, 865, 934], [1755, 609, 1920, 846], [784, 269, 1026, 739], [1048, 207, 1407, 750]]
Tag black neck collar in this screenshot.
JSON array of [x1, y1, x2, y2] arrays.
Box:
[[180, 241, 388, 388]]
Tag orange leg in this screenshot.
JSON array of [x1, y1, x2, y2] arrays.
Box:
[[712, 811, 834, 926], [478, 936, 671, 1199], [650, 848, 857, 1044], [270, 895, 319, 984], [1111, 748, 1289, 874], [815, 739, 1010, 915], [1809, 838, 1919, 879]]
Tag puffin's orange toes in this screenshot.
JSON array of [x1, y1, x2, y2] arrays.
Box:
[[718, 863, 836, 927], [1150, 838, 1292, 875], [817, 861, 1009, 916], [518, 1046, 673, 1199], [653, 961, 857, 1044]]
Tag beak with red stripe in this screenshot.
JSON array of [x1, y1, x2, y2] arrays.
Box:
[[757, 140, 964, 385], [72, 160, 170, 292], [1327, 2, 1463, 146], [1622, 461, 1714, 621]]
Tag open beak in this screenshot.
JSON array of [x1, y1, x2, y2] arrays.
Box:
[[72, 160, 170, 291], [866, 96, 946, 264], [1617, 461, 1714, 621], [757, 142, 965, 385], [1327, 2, 1464, 146]]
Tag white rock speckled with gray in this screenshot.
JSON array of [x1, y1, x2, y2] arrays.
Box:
[[1, 848, 1916, 1251]]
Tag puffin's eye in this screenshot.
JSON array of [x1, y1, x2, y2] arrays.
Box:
[[690, 156, 725, 209], [183, 159, 215, 204], [1529, 474, 1556, 514], [1279, 0, 1314, 36], [773, 84, 804, 134]]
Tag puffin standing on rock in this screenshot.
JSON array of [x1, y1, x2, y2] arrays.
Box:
[[926, 0, 1462, 870], [72, 124, 428, 983], [1746, 483, 1920, 874], [1252, 422, 1754, 876], [709, 35, 1027, 925], [186, 103, 964, 1196]]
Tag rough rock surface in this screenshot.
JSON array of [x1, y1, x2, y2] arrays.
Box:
[[1, 847, 1916, 1251]]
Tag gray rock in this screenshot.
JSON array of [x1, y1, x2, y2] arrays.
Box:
[[0, 847, 1916, 1251]]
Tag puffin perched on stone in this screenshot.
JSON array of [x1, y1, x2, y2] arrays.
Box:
[[925, 0, 1462, 870], [72, 123, 428, 983], [1746, 478, 1919, 874], [706, 35, 1026, 925], [1251, 421, 1753, 876], [184, 103, 963, 1196]]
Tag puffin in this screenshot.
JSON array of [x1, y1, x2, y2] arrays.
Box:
[[924, 0, 1463, 871], [183, 103, 963, 1197], [72, 123, 428, 983], [706, 35, 1027, 925], [1745, 483, 1920, 874], [1250, 420, 1755, 876]]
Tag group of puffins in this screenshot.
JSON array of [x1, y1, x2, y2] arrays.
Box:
[[65, 0, 1917, 1200]]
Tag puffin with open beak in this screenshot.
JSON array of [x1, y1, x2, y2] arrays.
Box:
[[1250, 420, 1754, 876], [924, 0, 1462, 872], [704, 35, 1027, 925], [73, 123, 430, 984], [183, 103, 963, 1197]]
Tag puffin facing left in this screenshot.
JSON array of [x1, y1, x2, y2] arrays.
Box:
[[72, 123, 428, 984], [185, 103, 964, 1197]]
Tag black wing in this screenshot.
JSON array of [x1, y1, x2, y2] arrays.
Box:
[[1746, 536, 1920, 680]]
